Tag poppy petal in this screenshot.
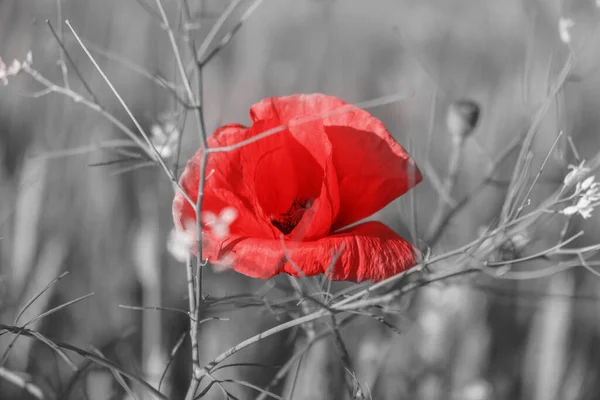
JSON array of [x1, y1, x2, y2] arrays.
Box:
[[173, 123, 277, 251], [241, 104, 340, 240], [238, 122, 333, 239], [248, 93, 422, 230], [326, 124, 422, 230], [213, 221, 419, 282]]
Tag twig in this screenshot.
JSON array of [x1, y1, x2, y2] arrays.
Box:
[[29, 139, 140, 160], [426, 133, 523, 245], [1, 290, 94, 370], [55, 0, 69, 90], [47, 20, 98, 103], [196, 0, 265, 69], [64, 20, 194, 207], [426, 134, 465, 240], [22, 65, 143, 148], [90, 346, 138, 400], [500, 54, 575, 221], [153, 0, 206, 140], [74, 37, 185, 99], [422, 161, 456, 207], [158, 331, 187, 392], [13, 271, 69, 325], [483, 230, 583, 267], [184, 253, 201, 400], [0, 324, 167, 400], [513, 131, 564, 218], [196, 0, 243, 63]]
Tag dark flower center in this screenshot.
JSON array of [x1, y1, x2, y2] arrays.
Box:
[[271, 198, 314, 235]]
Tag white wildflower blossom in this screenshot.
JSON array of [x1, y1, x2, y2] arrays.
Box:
[[167, 222, 195, 262], [580, 175, 596, 191], [150, 121, 180, 160], [559, 17, 575, 44], [203, 207, 238, 239], [6, 59, 21, 76], [0, 51, 31, 86], [561, 174, 600, 219], [212, 253, 235, 273], [168, 207, 238, 263], [564, 160, 589, 187]]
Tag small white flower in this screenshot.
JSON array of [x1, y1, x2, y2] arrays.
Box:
[[212, 253, 235, 273], [564, 160, 589, 187], [561, 175, 600, 219], [579, 207, 594, 219], [559, 17, 575, 44], [6, 59, 21, 76], [149, 121, 180, 160], [578, 196, 592, 209], [562, 205, 579, 216], [203, 207, 238, 239], [580, 175, 596, 191], [0, 52, 30, 86], [0, 58, 7, 85], [167, 222, 195, 262]]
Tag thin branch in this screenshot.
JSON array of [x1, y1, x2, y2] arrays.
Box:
[[197, 0, 265, 69], [483, 230, 583, 267], [159, 331, 187, 392], [47, 20, 98, 103], [55, 0, 69, 89], [184, 252, 201, 400], [500, 54, 575, 221], [255, 315, 357, 400], [426, 135, 465, 240], [90, 346, 138, 400], [196, 0, 242, 63], [30, 139, 140, 161], [23, 66, 151, 158], [426, 132, 523, 245], [0, 324, 167, 400], [513, 130, 564, 218], [64, 20, 194, 207], [14, 271, 69, 325], [153, 0, 206, 145]]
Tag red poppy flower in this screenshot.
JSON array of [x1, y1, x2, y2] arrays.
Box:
[[172, 93, 422, 282]]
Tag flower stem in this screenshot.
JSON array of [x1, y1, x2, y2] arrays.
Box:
[[426, 137, 464, 241]]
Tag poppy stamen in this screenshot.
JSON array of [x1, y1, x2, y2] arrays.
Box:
[[271, 198, 314, 235]]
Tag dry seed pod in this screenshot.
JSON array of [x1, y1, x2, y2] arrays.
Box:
[[446, 99, 480, 144]]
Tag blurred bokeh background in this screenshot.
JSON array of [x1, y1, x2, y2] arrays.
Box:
[[2, 0, 600, 399]]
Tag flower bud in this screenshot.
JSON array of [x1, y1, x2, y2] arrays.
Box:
[[446, 99, 480, 144]]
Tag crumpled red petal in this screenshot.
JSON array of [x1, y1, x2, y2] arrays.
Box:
[[210, 221, 419, 282]]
